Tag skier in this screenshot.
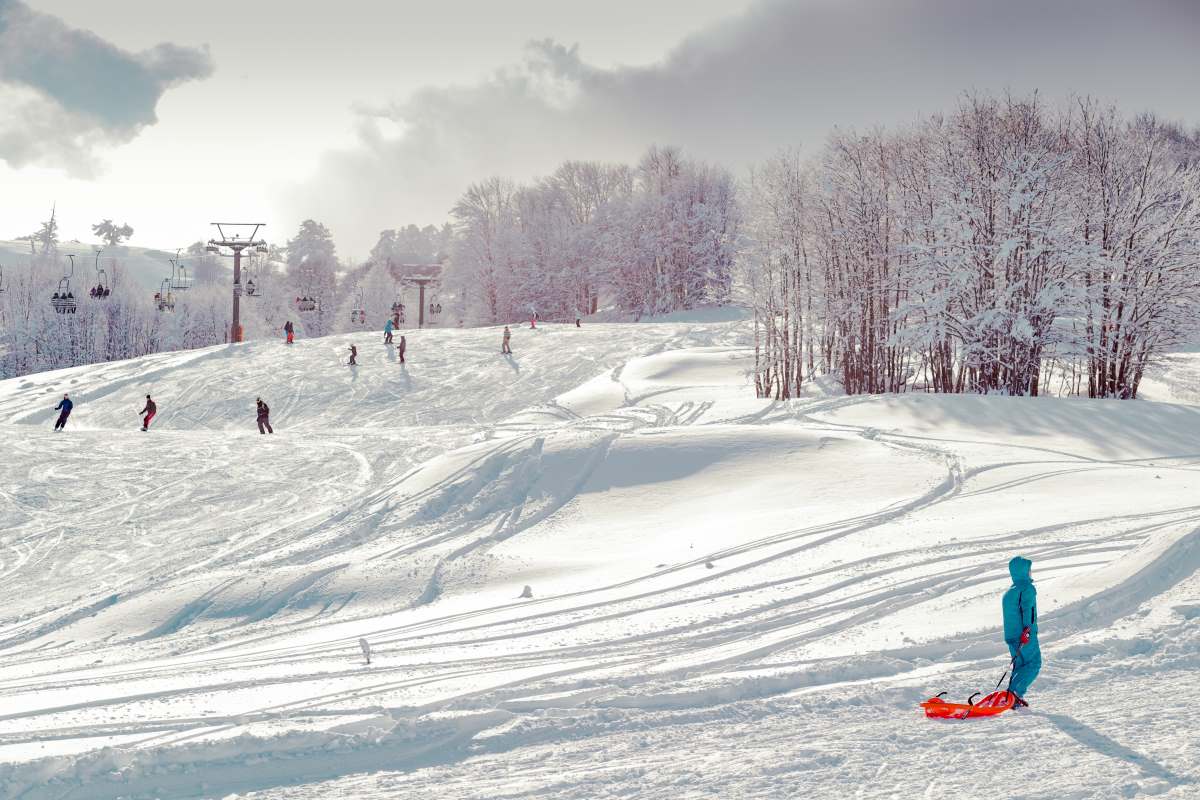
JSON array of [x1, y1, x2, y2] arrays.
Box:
[[384, 318, 394, 344], [502, 326, 512, 354], [1002, 556, 1040, 706], [256, 397, 273, 434], [575, 316, 581, 328], [398, 335, 407, 365], [140, 394, 157, 431], [284, 320, 295, 345], [348, 344, 358, 366], [53, 394, 73, 431]]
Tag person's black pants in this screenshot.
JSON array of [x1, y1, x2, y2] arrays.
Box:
[[258, 417, 273, 434], [54, 411, 70, 430]]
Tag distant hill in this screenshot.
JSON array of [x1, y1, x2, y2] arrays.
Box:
[[0, 239, 228, 291]]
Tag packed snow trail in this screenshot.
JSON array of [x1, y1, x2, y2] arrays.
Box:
[[0, 321, 1197, 799]]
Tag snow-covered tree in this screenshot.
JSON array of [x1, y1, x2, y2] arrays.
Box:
[[92, 219, 135, 247]]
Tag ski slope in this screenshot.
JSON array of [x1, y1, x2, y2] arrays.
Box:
[[0, 321, 1198, 800]]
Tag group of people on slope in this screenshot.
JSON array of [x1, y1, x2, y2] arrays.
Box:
[[281, 316, 580, 363], [51, 393, 275, 435]]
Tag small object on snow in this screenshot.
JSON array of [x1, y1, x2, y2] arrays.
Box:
[[520, 585, 533, 599], [359, 637, 372, 665], [705, 561, 715, 569]]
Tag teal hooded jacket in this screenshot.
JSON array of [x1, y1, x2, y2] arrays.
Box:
[[1002, 556, 1037, 646]]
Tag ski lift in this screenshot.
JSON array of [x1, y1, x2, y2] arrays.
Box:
[[155, 278, 175, 312], [170, 253, 192, 291], [241, 252, 260, 298], [51, 255, 77, 314], [90, 250, 111, 300], [296, 295, 318, 313], [351, 288, 366, 326], [0, 264, 7, 293]]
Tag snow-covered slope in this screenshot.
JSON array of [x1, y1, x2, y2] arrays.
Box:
[[0, 322, 1197, 800]]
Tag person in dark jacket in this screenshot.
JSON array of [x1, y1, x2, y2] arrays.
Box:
[[502, 326, 512, 354], [256, 397, 273, 434], [284, 320, 295, 344], [1001, 556, 1040, 705], [348, 344, 358, 366], [398, 335, 407, 364], [140, 395, 157, 431], [53, 394, 73, 431]]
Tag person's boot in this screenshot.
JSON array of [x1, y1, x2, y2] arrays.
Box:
[[1012, 694, 1029, 709]]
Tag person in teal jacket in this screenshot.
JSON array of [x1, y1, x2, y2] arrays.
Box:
[[1002, 556, 1040, 705]]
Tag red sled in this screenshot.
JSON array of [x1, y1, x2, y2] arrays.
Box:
[[920, 690, 1015, 720]]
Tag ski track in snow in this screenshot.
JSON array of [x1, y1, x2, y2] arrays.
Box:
[[0, 322, 1197, 799]]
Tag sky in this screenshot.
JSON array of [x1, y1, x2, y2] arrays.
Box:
[[2, 0, 1200, 259]]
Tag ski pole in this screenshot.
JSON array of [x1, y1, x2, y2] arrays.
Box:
[[995, 637, 1025, 694]]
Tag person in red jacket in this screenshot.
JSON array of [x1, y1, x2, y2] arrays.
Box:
[[140, 395, 157, 431]]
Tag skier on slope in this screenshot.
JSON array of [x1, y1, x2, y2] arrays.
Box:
[[284, 320, 295, 345], [53, 394, 73, 431], [1002, 556, 1040, 707], [256, 397, 273, 434], [398, 334, 407, 365], [348, 344, 358, 366], [384, 318, 394, 344], [140, 394, 157, 431], [502, 326, 512, 354]]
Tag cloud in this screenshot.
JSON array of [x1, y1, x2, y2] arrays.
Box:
[[0, 0, 213, 176], [285, 0, 1200, 255]]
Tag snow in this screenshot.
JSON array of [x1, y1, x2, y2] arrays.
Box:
[[1, 320, 1198, 799]]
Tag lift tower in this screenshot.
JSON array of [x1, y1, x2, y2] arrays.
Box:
[[206, 223, 267, 343]]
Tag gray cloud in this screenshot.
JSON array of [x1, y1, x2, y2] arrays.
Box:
[[287, 0, 1200, 255], [0, 0, 212, 175]]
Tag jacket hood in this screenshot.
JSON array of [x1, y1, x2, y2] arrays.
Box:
[[1009, 556, 1032, 583]]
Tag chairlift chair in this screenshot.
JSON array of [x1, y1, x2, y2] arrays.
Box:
[[0, 264, 8, 293], [51, 255, 77, 314], [155, 278, 175, 312], [91, 252, 111, 300], [171, 263, 192, 291], [351, 288, 366, 325]]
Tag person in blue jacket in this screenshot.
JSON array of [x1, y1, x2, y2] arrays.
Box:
[[384, 318, 394, 344], [53, 394, 73, 431], [1002, 556, 1040, 706]]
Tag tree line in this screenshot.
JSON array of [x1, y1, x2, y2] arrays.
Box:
[[744, 95, 1200, 400]]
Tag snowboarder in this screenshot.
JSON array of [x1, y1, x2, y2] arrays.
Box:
[[1002, 556, 1040, 706], [398, 335, 407, 365], [256, 397, 273, 434], [53, 394, 73, 431], [140, 394, 157, 431], [502, 326, 512, 354], [348, 344, 358, 366], [384, 318, 394, 344], [284, 320, 295, 344]]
